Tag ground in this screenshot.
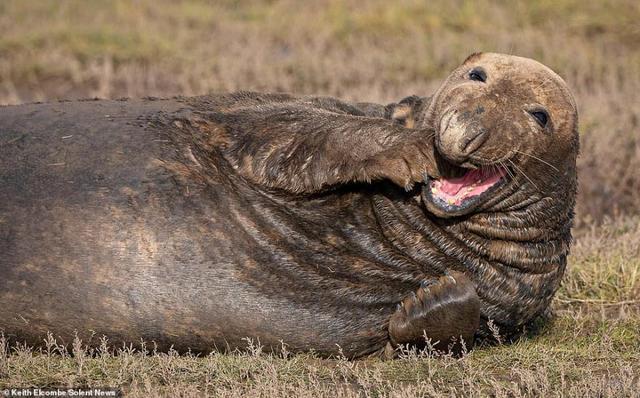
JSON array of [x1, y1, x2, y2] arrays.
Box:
[[0, 1, 638, 397]]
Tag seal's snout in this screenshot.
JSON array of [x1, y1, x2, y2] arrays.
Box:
[[438, 113, 488, 165]]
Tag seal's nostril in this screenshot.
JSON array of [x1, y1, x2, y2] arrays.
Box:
[[461, 129, 487, 154]]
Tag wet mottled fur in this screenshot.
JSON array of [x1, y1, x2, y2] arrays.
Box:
[[0, 53, 578, 358]]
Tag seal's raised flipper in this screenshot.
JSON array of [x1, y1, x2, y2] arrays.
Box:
[[210, 95, 437, 195], [387, 271, 480, 357]]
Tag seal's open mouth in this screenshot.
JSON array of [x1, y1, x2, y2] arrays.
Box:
[[424, 166, 508, 213]]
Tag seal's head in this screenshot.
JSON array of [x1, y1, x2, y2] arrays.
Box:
[[417, 52, 579, 218]]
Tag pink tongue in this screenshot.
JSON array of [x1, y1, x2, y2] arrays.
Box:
[[440, 169, 484, 196], [431, 167, 507, 206]]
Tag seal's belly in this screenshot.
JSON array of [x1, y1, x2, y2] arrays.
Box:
[[0, 176, 399, 355], [0, 100, 409, 356]]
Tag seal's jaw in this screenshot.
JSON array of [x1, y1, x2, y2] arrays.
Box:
[[422, 165, 509, 217]]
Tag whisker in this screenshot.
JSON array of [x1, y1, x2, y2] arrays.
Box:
[[499, 160, 516, 180], [458, 154, 517, 185], [508, 158, 539, 191], [514, 150, 559, 172]]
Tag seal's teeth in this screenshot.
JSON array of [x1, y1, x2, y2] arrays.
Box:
[[431, 187, 438, 193], [447, 198, 455, 205]]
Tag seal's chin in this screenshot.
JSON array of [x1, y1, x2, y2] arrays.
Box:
[[422, 166, 508, 217]]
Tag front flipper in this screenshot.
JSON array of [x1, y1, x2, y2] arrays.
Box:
[[213, 97, 437, 195], [387, 271, 480, 356]]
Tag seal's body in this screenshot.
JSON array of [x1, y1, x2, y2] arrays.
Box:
[[0, 53, 578, 358]]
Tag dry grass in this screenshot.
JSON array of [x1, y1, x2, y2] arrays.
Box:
[[2, 304, 639, 397], [1, 1, 639, 397]]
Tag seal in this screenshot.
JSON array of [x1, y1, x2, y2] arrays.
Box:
[[0, 52, 578, 358]]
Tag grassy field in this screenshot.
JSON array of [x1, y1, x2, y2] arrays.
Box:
[[0, 1, 639, 396]]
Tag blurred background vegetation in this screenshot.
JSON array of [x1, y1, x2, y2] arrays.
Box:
[[1, 1, 638, 101], [1, 2, 639, 396]]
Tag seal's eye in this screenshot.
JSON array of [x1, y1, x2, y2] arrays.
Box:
[[468, 68, 487, 82], [530, 110, 549, 128]]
